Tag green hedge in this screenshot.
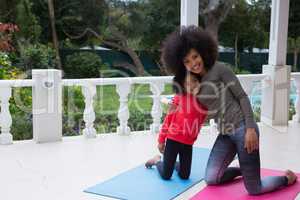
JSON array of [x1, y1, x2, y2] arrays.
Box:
[[63, 52, 108, 78]]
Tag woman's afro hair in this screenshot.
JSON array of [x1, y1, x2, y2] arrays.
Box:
[[161, 25, 218, 75]]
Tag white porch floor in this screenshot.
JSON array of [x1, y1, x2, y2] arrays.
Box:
[[1, 122, 300, 200]]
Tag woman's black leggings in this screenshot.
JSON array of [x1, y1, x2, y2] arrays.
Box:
[[204, 122, 288, 195], [156, 139, 193, 180]]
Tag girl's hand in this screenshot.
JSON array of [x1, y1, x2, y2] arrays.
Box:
[[158, 143, 165, 154], [244, 128, 259, 154]]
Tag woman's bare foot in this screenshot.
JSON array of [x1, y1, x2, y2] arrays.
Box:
[[145, 155, 161, 168], [285, 170, 298, 185]]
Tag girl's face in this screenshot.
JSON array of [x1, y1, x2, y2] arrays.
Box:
[[183, 48, 205, 75], [184, 74, 200, 95]]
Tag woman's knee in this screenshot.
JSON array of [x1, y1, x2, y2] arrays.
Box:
[[204, 175, 219, 185], [246, 188, 261, 196], [245, 183, 261, 195], [204, 168, 220, 185]]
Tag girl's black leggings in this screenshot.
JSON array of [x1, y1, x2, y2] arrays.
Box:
[[156, 139, 193, 180]]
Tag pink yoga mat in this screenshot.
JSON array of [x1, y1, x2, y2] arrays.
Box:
[[190, 169, 300, 200]]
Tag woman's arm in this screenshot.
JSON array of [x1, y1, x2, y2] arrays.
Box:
[[220, 65, 258, 153]]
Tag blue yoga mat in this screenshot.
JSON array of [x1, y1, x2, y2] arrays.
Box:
[[84, 147, 211, 200]]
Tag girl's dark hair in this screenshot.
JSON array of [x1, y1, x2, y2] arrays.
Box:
[[161, 25, 218, 93], [172, 69, 187, 94], [172, 72, 201, 94]]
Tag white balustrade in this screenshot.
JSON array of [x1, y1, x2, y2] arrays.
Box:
[[292, 73, 300, 122], [0, 86, 13, 144], [3, 71, 298, 145], [82, 82, 97, 138], [116, 81, 131, 135], [150, 82, 165, 134], [238, 74, 268, 96], [0, 80, 33, 145]]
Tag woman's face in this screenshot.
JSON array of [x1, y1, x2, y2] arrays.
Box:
[[183, 48, 205, 75]]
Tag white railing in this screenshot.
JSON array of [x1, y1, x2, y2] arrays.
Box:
[[291, 73, 300, 123], [1, 70, 300, 145], [237, 74, 268, 96], [0, 80, 33, 144], [62, 76, 173, 137]]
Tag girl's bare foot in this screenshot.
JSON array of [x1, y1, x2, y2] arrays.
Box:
[[145, 155, 161, 168], [285, 170, 298, 185]]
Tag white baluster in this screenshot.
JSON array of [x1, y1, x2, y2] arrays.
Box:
[[0, 87, 13, 144], [82, 83, 97, 138], [116, 82, 131, 135], [239, 79, 253, 97], [150, 82, 165, 134], [293, 78, 300, 123]]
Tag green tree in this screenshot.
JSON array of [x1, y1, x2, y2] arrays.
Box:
[[107, 0, 146, 43], [18, 43, 56, 70], [289, 0, 300, 39], [288, 37, 300, 72], [31, 0, 107, 45], [15, 0, 42, 43], [219, 0, 269, 68], [0, 0, 19, 22], [47, 0, 62, 68], [199, 0, 236, 41], [101, 0, 149, 75], [64, 0, 149, 76], [140, 0, 180, 51], [64, 52, 106, 78], [288, 0, 300, 71]]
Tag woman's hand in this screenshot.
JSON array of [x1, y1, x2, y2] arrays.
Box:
[[158, 142, 165, 154], [244, 128, 259, 154]]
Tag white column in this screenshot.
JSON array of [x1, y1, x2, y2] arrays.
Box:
[[32, 69, 62, 143], [180, 0, 199, 27], [150, 82, 165, 134], [261, 0, 291, 126], [82, 83, 97, 138], [0, 87, 13, 145], [293, 77, 300, 122], [116, 82, 131, 135], [268, 0, 290, 66]]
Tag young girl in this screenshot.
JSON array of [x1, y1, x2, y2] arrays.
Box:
[[145, 72, 207, 180]]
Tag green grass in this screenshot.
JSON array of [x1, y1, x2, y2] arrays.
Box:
[[90, 83, 174, 114], [62, 83, 174, 114], [62, 83, 174, 135]]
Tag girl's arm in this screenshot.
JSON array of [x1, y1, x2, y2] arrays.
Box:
[[157, 96, 179, 144]]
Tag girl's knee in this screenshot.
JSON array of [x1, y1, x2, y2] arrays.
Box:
[[178, 173, 190, 180], [161, 173, 172, 180]]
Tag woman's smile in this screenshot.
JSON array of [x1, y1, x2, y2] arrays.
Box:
[[183, 48, 205, 75], [193, 64, 202, 72]]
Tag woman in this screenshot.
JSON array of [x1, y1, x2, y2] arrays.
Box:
[[160, 25, 297, 195]]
